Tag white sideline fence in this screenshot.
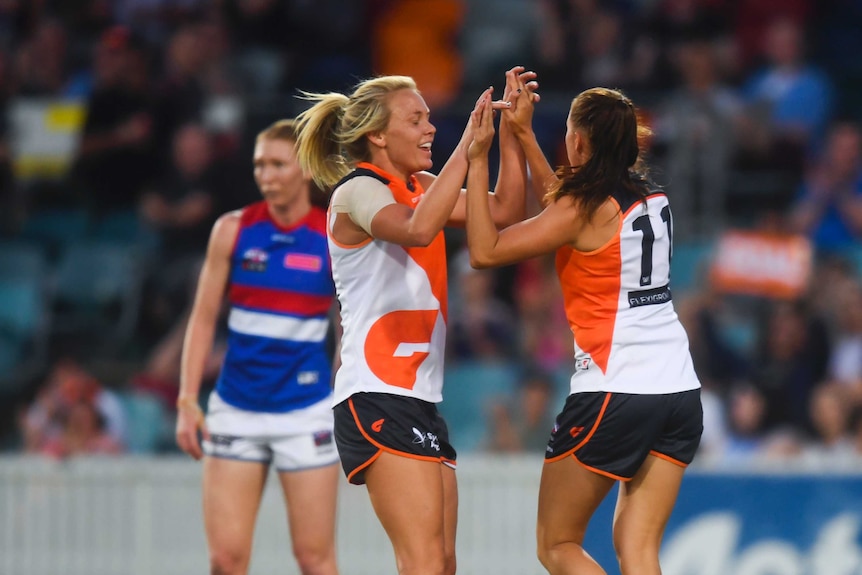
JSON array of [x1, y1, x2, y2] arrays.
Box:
[[0, 454, 548, 575], [5, 455, 862, 575]]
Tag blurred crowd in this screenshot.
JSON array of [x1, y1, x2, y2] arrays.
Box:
[[1, 0, 862, 466]]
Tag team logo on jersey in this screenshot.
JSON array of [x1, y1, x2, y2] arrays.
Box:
[[284, 253, 323, 272], [365, 309, 438, 390], [241, 248, 268, 272], [576, 357, 592, 371], [297, 371, 319, 385]]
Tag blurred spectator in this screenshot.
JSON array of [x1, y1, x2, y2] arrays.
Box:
[[139, 122, 221, 340], [0, 49, 16, 233], [151, 24, 206, 166], [719, 383, 769, 463], [654, 38, 742, 239], [18, 357, 127, 456], [371, 0, 463, 109], [38, 400, 124, 458], [485, 368, 557, 453], [789, 121, 862, 254], [221, 0, 368, 96], [751, 299, 830, 434], [738, 17, 833, 177], [641, 0, 734, 85], [801, 383, 856, 466], [11, 18, 76, 97], [448, 249, 518, 362], [45, 0, 114, 54], [220, 0, 291, 96], [512, 255, 571, 373], [70, 25, 156, 215], [676, 290, 751, 391], [460, 0, 539, 92], [113, 0, 209, 45], [734, 0, 812, 71], [825, 279, 862, 405], [132, 307, 226, 412]]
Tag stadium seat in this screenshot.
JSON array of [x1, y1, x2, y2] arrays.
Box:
[[0, 241, 49, 281], [119, 391, 172, 453], [439, 360, 519, 452], [51, 241, 143, 352], [90, 209, 159, 255], [19, 208, 90, 259], [0, 278, 49, 392]]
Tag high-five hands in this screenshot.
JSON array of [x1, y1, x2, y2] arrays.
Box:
[[501, 66, 539, 136], [468, 91, 496, 161]]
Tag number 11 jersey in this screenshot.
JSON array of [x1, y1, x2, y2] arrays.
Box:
[[556, 189, 700, 395]]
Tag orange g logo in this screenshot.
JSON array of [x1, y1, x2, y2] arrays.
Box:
[[364, 309, 438, 390]]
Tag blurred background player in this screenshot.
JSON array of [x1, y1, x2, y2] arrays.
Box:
[[175, 120, 340, 575]]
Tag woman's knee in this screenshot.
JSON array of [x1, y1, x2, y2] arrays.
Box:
[[209, 547, 250, 575], [293, 542, 336, 575], [613, 529, 660, 572]]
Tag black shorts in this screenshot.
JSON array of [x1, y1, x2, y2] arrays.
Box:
[[545, 388, 703, 481], [333, 392, 457, 485]]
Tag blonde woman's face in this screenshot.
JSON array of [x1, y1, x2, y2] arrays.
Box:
[[253, 137, 308, 207], [375, 89, 436, 180]]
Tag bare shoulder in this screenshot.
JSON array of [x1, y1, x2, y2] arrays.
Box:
[[209, 210, 242, 253], [415, 171, 436, 189]]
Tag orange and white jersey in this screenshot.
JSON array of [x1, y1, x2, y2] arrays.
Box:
[[557, 189, 700, 395], [329, 163, 448, 405]]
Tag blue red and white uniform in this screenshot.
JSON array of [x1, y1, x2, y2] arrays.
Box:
[[204, 201, 338, 470]]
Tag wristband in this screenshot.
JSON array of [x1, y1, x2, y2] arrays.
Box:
[[176, 396, 201, 412]]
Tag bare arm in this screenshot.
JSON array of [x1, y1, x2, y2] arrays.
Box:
[[448, 67, 536, 227], [466, 96, 579, 269], [370, 87, 497, 246], [175, 211, 237, 460], [504, 79, 558, 207]]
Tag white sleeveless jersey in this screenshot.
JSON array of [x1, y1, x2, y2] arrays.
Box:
[[329, 163, 448, 405], [557, 189, 700, 395]]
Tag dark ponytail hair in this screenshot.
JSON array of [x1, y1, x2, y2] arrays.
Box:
[[546, 87, 652, 220]]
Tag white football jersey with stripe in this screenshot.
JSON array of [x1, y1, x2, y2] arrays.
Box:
[[329, 163, 448, 406], [557, 190, 700, 395]]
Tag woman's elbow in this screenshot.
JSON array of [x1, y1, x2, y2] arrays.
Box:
[[498, 210, 524, 228], [490, 202, 525, 228], [468, 251, 494, 269]]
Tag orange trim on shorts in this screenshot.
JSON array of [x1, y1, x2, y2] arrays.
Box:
[[347, 450, 382, 484], [347, 398, 450, 466], [649, 450, 689, 468], [545, 392, 613, 464], [572, 454, 631, 482]]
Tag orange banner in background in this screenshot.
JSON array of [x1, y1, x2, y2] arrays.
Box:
[[710, 230, 813, 299]]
